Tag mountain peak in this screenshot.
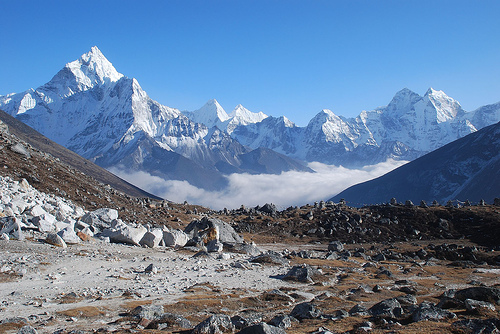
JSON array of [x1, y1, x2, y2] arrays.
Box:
[[385, 88, 422, 114], [64, 46, 124, 90], [424, 87, 463, 122]]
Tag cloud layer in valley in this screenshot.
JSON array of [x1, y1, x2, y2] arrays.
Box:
[[110, 159, 407, 210]]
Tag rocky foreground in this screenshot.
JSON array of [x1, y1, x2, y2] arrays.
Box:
[[1, 118, 500, 333]]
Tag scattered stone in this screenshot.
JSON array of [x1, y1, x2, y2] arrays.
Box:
[[283, 264, 325, 283], [464, 299, 496, 314], [411, 302, 456, 322], [290, 302, 322, 320], [369, 298, 403, 319], [453, 287, 500, 305], [192, 314, 235, 334], [328, 241, 344, 252], [268, 315, 296, 329], [130, 304, 164, 320], [453, 318, 500, 334], [17, 325, 38, 334], [45, 233, 67, 248], [146, 313, 192, 329], [250, 252, 287, 265], [237, 322, 286, 334]]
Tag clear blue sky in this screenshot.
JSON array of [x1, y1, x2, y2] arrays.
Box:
[[1, 0, 499, 126]]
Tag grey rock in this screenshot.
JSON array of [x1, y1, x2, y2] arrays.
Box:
[[237, 322, 286, 334], [101, 220, 147, 246], [250, 252, 287, 265], [207, 239, 224, 253], [163, 229, 189, 248], [290, 302, 322, 320], [453, 318, 500, 334], [57, 226, 81, 244], [231, 314, 263, 330], [192, 314, 235, 334], [269, 315, 296, 329], [10, 143, 30, 158], [411, 302, 456, 322], [130, 304, 164, 320], [185, 217, 243, 245], [45, 233, 67, 248], [32, 213, 57, 233], [0, 216, 24, 240], [262, 289, 295, 303], [465, 299, 496, 313], [454, 287, 500, 305], [349, 304, 369, 316], [80, 208, 118, 230], [146, 313, 192, 329], [283, 264, 324, 283], [369, 298, 403, 319], [17, 326, 38, 334], [328, 241, 344, 252], [140, 228, 163, 248]]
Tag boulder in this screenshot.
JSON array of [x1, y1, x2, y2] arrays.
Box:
[[328, 241, 344, 252], [283, 264, 325, 283], [45, 233, 67, 248], [192, 314, 235, 334], [464, 299, 496, 314], [0, 216, 24, 240], [268, 315, 297, 329], [17, 326, 38, 334], [369, 298, 403, 319], [57, 226, 81, 244], [185, 217, 243, 245], [32, 212, 57, 232], [140, 228, 164, 248], [101, 220, 147, 246], [130, 304, 164, 320], [250, 252, 287, 265], [454, 287, 500, 305], [146, 313, 192, 330], [411, 302, 456, 322], [290, 302, 322, 320], [80, 208, 118, 230], [453, 318, 500, 333], [237, 323, 286, 334], [163, 229, 189, 248]]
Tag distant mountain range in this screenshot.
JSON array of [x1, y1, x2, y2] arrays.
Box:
[[1, 46, 499, 194], [329, 120, 500, 206]]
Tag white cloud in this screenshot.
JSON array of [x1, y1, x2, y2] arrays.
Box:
[[109, 159, 407, 210]]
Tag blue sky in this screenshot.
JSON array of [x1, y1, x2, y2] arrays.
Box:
[[1, 0, 499, 126]]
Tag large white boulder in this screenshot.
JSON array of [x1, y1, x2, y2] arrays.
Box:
[[163, 229, 189, 248]]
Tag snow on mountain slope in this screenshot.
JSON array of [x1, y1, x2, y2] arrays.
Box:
[[230, 87, 499, 167], [0, 47, 307, 191], [184, 100, 268, 134], [329, 120, 500, 205]]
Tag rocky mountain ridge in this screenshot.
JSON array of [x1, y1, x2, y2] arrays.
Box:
[[0, 47, 309, 191], [329, 120, 500, 206]]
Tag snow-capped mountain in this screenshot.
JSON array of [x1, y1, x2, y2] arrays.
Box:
[[230, 87, 498, 167], [1, 46, 499, 194], [0, 47, 309, 191], [329, 120, 500, 205], [184, 99, 268, 134]]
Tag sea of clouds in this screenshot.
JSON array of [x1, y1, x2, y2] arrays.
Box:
[[110, 159, 407, 210]]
